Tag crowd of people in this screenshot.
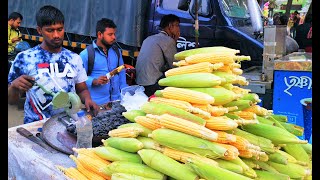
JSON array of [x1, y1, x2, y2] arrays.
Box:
[[8, 5, 181, 124]]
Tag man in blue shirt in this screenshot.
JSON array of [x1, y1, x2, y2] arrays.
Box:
[[8, 5, 99, 124], [79, 18, 128, 106]]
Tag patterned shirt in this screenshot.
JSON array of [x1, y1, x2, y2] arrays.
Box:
[[8, 45, 87, 123]]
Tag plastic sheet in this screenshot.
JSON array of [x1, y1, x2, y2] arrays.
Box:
[[8, 121, 75, 180], [120, 85, 149, 111]]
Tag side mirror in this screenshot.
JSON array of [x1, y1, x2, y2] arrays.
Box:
[[178, 0, 190, 11]]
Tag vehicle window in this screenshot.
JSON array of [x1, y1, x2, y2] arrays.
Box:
[[161, 0, 212, 17], [221, 0, 250, 18]]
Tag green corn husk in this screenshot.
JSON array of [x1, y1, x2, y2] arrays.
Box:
[[122, 110, 146, 123], [230, 128, 276, 153], [111, 173, 162, 180], [223, 100, 252, 111], [158, 73, 222, 88], [212, 71, 249, 86], [102, 137, 144, 153], [252, 160, 279, 174], [94, 146, 142, 163], [256, 116, 275, 126], [241, 158, 260, 169], [118, 123, 152, 137], [138, 149, 198, 180], [283, 144, 310, 165], [101, 161, 165, 179], [228, 157, 257, 178], [268, 151, 288, 165], [278, 122, 304, 137], [276, 150, 308, 166], [185, 87, 240, 106], [186, 157, 252, 180], [267, 161, 311, 179], [240, 93, 261, 104], [270, 114, 288, 122], [150, 129, 227, 159], [254, 170, 290, 180], [136, 136, 162, 150], [215, 159, 244, 174], [141, 102, 206, 126], [301, 143, 312, 155], [225, 113, 240, 120], [241, 123, 308, 144]]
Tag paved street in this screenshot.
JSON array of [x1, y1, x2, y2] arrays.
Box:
[[8, 104, 24, 128]]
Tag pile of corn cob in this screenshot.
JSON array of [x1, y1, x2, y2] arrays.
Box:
[[57, 46, 312, 180]]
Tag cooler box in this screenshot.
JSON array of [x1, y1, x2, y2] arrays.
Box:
[[272, 52, 312, 141]]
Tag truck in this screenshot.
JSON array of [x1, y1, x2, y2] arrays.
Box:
[[9, 0, 264, 69]]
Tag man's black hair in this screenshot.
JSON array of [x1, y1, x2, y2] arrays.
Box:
[[36, 5, 64, 27], [96, 18, 117, 36], [8, 12, 23, 21], [279, 14, 289, 25], [159, 14, 180, 29]]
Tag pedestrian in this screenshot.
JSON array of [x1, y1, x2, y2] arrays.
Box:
[[268, 0, 277, 18], [79, 18, 128, 106], [135, 14, 180, 97], [295, 13, 312, 52], [8, 12, 23, 56], [8, 5, 99, 124], [290, 11, 300, 38], [273, 14, 299, 55]]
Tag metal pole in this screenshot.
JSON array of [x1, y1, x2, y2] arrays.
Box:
[[195, 0, 199, 48]]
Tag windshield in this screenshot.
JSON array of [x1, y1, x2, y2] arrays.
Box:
[[221, 0, 250, 18]]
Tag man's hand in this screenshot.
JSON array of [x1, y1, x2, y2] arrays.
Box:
[[92, 75, 109, 86], [11, 37, 21, 43], [10, 75, 35, 92], [84, 98, 100, 116]]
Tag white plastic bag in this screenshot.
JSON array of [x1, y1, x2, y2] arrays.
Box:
[[120, 85, 148, 111]]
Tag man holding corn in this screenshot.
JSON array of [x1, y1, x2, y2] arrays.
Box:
[[135, 14, 180, 97]]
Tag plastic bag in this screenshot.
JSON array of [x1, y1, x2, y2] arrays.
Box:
[[120, 85, 148, 111]]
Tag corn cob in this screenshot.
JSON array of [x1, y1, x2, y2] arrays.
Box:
[[159, 146, 219, 167], [254, 170, 290, 180], [146, 113, 218, 141], [101, 161, 165, 179], [75, 153, 111, 179], [135, 115, 162, 130], [251, 160, 279, 173], [213, 130, 237, 143], [94, 146, 142, 163], [156, 87, 215, 105], [122, 110, 146, 122], [283, 144, 310, 165], [136, 136, 162, 151], [205, 116, 238, 130], [228, 135, 260, 151], [232, 68, 243, 75], [220, 83, 234, 90], [138, 149, 199, 180], [239, 149, 254, 158], [268, 151, 288, 165], [212, 71, 249, 85], [150, 128, 227, 159], [173, 60, 189, 66], [278, 121, 304, 137], [191, 104, 229, 116], [72, 148, 110, 163], [186, 87, 241, 106], [269, 114, 288, 122], [230, 128, 276, 153], [240, 159, 260, 169], [230, 111, 257, 120], [231, 85, 251, 95], [185, 52, 250, 64], [256, 116, 275, 126], [218, 143, 240, 160], [174, 46, 240, 60], [241, 123, 308, 144], [216, 64, 233, 73], [150, 97, 211, 118], [215, 159, 244, 174], [187, 157, 252, 180], [158, 73, 222, 88], [111, 173, 159, 180], [102, 137, 144, 153], [108, 127, 143, 138], [223, 99, 253, 112], [276, 149, 308, 166], [117, 123, 152, 137], [240, 93, 262, 104], [267, 161, 311, 179], [141, 102, 206, 126], [165, 62, 222, 77], [56, 165, 89, 180], [300, 143, 312, 155], [225, 157, 257, 178], [243, 105, 272, 116], [253, 152, 269, 162], [69, 155, 106, 180]]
